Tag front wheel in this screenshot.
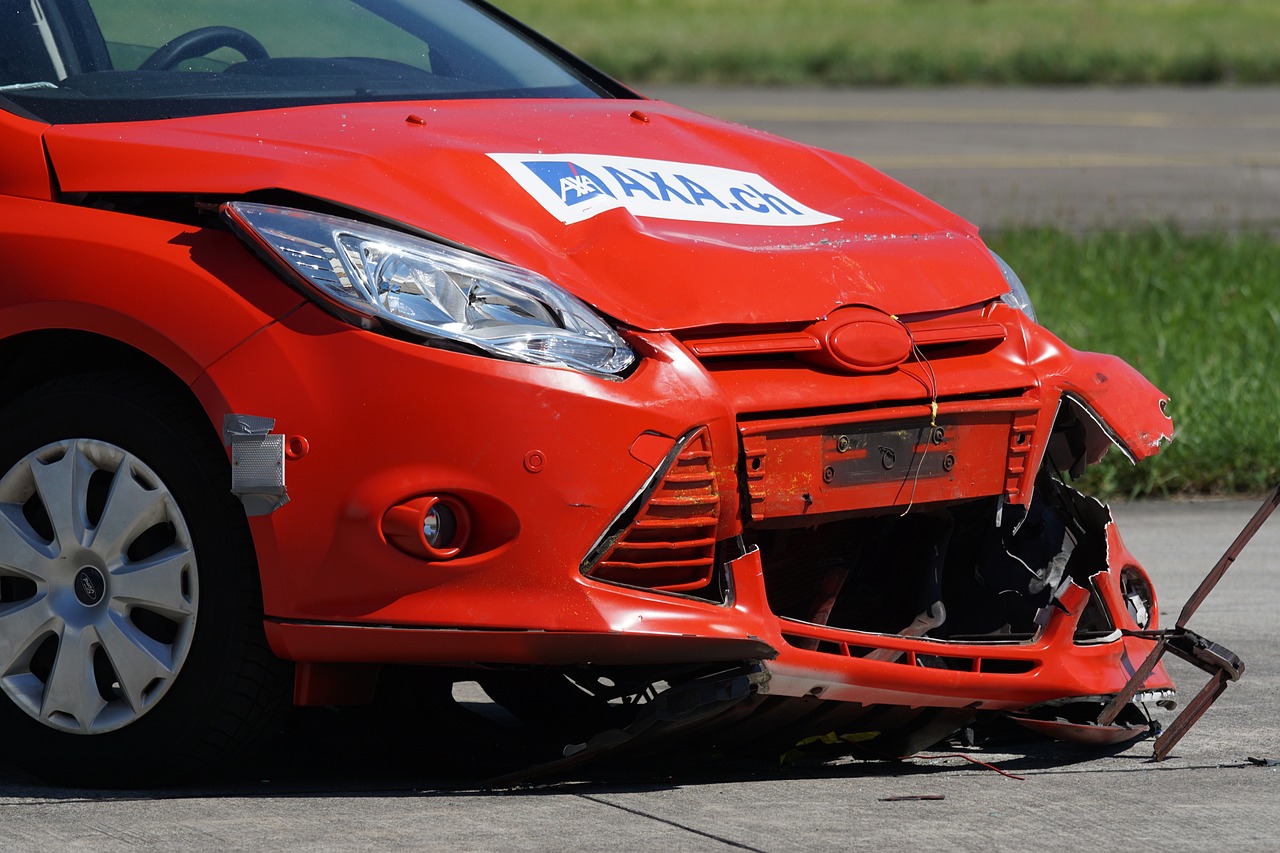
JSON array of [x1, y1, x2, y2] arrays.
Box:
[[0, 374, 289, 785]]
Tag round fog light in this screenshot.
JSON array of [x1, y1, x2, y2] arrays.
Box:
[[382, 495, 472, 561], [422, 502, 456, 549]]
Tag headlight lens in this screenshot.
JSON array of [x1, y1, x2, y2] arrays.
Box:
[[223, 202, 635, 376], [991, 250, 1037, 322]]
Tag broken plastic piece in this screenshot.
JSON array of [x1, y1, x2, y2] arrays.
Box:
[[1007, 704, 1153, 747]]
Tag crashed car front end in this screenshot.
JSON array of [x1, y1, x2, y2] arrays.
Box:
[[4, 0, 1260, 785], [189, 179, 1177, 753], [208, 200, 1178, 756], [207, 192, 1177, 742]]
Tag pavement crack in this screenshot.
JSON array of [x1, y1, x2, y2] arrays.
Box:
[[576, 794, 769, 852]]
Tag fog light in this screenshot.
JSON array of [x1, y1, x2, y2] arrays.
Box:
[[422, 503, 456, 549], [382, 495, 471, 561]]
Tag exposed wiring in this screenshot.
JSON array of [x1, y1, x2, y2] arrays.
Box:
[[893, 316, 940, 516], [908, 750, 1027, 781]]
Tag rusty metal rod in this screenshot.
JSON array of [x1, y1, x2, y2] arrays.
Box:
[[1097, 635, 1167, 727], [1152, 670, 1230, 760]]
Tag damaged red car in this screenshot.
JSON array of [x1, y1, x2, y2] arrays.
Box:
[[0, 0, 1259, 785]]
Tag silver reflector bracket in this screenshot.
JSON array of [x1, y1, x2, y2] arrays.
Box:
[[223, 414, 289, 515]]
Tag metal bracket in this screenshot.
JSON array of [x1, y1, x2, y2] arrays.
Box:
[[1097, 482, 1280, 759], [222, 414, 289, 516]]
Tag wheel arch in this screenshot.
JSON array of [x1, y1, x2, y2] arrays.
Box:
[[0, 328, 225, 458], [0, 365, 293, 782]]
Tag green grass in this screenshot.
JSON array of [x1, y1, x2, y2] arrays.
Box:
[[987, 228, 1280, 498], [498, 0, 1280, 87]]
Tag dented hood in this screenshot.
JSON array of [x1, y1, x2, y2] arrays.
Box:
[[44, 98, 1006, 331]]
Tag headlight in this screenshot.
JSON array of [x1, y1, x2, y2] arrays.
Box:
[[222, 202, 635, 376], [991, 250, 1037, 322]]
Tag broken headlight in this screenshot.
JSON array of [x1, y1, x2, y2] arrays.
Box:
[[223, 202, 635, 376], [1120, 565, 1156, 629], [992, 250, 1037, 322]]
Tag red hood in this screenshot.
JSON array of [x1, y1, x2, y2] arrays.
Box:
[[44, 99, 1004, 331]]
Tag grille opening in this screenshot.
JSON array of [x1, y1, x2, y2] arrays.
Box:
[[677, 314, 1008, 371], [585, 427, 725, 601], [980, 659, 1038, 674], [691, 339, 1005, 374], [781, 627, 1041, 673], [751, 475, 1114, 644], [734, 387, 1031, 428]]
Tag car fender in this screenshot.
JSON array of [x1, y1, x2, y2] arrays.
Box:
[[1008, 307, 1173, 469], [0, 197, 304, 385]]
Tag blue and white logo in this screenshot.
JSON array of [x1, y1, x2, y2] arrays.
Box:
[[523, 160, 616, 207], [489, 153, 840, 227]]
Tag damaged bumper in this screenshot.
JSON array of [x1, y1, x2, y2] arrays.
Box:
[[215, 300, 1257, 760]]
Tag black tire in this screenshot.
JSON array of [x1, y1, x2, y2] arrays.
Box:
[[0, 373, 290, 786]]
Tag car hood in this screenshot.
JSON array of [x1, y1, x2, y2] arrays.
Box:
[[44, 99, 1005, 331]]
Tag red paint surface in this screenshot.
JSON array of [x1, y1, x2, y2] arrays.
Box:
[[2, 85, 1178, 719]]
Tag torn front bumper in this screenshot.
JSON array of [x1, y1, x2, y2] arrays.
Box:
[[267, 492, 1178, 713], [210, 298, 1255, 756]]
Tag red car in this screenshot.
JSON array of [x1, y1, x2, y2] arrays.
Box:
[[0, 0, 1254, 785]]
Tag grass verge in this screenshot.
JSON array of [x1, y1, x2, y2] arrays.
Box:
[[499, 0, 1280, 87], [987, 228, 1280, 498]]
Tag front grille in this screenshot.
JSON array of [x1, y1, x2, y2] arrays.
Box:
[[585, 427, 720, 594], [679, 315, 1008, 366]]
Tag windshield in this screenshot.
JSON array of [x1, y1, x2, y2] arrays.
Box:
[[0, 0, 622, 124]]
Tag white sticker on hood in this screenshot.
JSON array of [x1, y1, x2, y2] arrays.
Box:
[[489, 153, 840, 227]]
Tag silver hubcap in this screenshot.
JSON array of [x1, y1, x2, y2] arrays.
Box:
[[0, 439, 198, 734]]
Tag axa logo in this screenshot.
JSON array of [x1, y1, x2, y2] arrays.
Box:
[[523, 160, 616, 207], [489, 152, 841, 227]]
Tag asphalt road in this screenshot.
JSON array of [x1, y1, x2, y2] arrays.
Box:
[[648, 86, 1280, 235], [4, 88, 1279, 850]]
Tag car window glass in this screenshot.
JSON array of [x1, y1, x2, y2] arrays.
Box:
[[87, 0, 434, 72], [1, 0, 612, 123]]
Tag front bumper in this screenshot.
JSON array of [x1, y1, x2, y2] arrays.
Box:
[[200, 299, 1177, 715], [264, 514, 1174, 711]]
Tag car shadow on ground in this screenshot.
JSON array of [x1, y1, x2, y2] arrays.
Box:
[[0, 696, 1183, 801]]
